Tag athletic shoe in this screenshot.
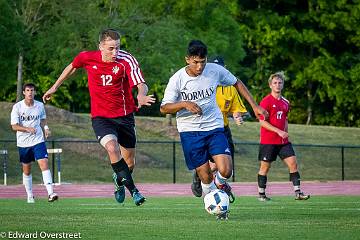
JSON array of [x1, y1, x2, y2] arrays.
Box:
[[191, 170, 202, 197], [295, 192, 310, 200], [216, 211, 229, 220], [27, 196, 35, 203], [132, 190, 146, 206], [112, 173, 125, 203], [48, 193, 58, 202], [258, 194, 271, 202], [217, 182, 235, 203]]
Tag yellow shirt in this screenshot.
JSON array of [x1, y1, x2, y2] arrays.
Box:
[[216, 86, 247, 127]]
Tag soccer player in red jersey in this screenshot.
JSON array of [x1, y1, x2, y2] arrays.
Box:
[[43, 29, 155, 206], [257, 71, 310, 201]]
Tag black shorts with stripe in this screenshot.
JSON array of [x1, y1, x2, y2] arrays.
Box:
[[91, 113, 136, 148], [258, 142, 295, 162]]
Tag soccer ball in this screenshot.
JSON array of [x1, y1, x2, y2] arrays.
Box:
[[204, 189, 230, 215]]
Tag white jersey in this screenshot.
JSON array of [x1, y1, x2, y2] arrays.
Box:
[[10, 100, 46, 147], [161, 63, 237, 132]]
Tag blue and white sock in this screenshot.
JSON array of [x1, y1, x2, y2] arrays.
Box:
[[214, 171, 228, 186], [201, 181, 217, 195]]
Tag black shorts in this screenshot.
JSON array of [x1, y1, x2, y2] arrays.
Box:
[[258, 143, 295, 162], [92, 114, 136, 148]]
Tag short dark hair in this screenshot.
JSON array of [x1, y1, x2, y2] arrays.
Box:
[[22, 83, 36, 91], [99, 28, 120, 42], [187, 40, 207, 58]]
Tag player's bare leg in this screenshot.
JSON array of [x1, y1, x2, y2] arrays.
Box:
[[212, 154, 235, 202]]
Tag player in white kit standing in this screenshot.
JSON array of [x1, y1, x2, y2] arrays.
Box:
[[11, 83, 58, 203]]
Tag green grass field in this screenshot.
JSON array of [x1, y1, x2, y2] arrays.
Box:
[[1, 196, 359, 240]]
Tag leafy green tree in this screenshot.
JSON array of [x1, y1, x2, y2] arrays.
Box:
[[0, 0, 22, 101], [238, 0, 360, 126], [10, 0, 60, 101]]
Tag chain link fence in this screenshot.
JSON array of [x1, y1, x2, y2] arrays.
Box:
[[1, 140, 359, 185]]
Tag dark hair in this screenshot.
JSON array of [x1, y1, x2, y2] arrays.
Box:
[[22, 83, 36, 91], [187, 40, 207, 58], [99, 28, 120, 42]]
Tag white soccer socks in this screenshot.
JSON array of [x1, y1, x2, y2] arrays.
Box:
[[214, 171, 229, 186], [42, 169, 54, 195], [201, 181, 217, 195], [23, 173, 34, 202]]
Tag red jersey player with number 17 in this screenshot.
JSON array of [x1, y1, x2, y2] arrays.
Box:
[[257, 71, 310, 202], [43, 29, 155, 206]]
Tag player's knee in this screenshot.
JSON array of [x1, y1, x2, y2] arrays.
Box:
[[260, 163, 271, 173], [105, 142, 120, 155], [287, 162, 298, 172], [23, 169, 31, 175], [37, 159, 49, 171], [22, 164, 31, 175], [126, 161, 135, 171], [219, 169, 232, 179]]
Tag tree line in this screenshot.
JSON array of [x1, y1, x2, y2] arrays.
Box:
[[1, 0, 359, 127]]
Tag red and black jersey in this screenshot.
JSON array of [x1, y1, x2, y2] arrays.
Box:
[[72, 50, 145, 118], [259, 94, 290, 144]]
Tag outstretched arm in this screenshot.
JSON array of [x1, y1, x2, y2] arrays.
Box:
[[42, 63, 77, 103], [233, 80, 268, 119], [136, 83, 156, 108]]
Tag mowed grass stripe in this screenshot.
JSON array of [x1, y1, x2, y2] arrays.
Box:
[[1, 196, 359, 240]]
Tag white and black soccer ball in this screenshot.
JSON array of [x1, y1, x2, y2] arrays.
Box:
[[204, 189, 230, 215]]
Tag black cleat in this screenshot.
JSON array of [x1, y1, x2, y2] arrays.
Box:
[[48, 193, 59, 202], [295, 192, 310, 200], [216, 211, 229, 220], [191, 170, 202, 197], [258, 194, 271, 202]]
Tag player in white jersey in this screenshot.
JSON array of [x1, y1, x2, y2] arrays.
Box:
[[10, 83, 58, 203], [160, 40, 267, 211]]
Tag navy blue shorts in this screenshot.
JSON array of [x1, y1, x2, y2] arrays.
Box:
[[258, 143, 295, 162], [180, 128, 231, 170], [18, 142, 48, 164]]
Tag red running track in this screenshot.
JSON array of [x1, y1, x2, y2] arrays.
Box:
[[0, 181, 359, 199]]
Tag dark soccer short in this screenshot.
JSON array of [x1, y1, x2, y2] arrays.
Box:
[[18, 142, 48, 164], [180, 128, 231, 170], [258, 142, 295, 162], [92, 114, 136, 148]]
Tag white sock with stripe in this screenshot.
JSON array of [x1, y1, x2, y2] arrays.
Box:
[[42, 170, 54, 195], [23, 173, 33, 198], [214, 171, 228, 186], [201, 181, 217, 195]]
